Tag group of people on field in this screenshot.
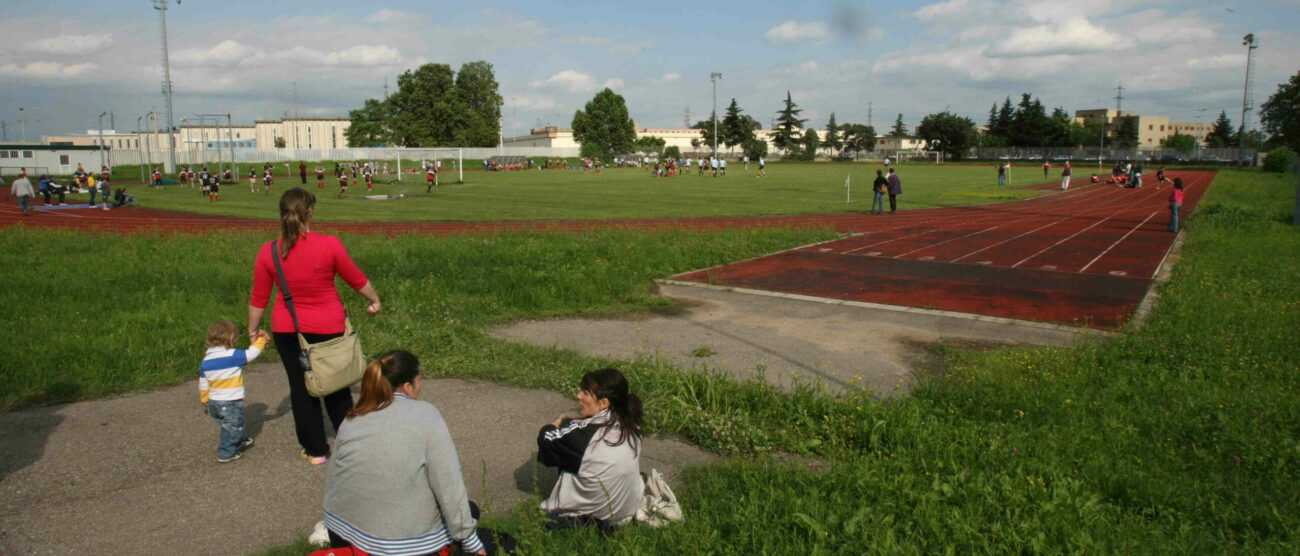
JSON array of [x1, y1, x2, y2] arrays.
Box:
[[195, 187, 654, 555]]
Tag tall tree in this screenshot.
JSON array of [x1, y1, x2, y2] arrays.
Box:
[[1207, 111, 1235, 147], [889, 113, 908, 137], [1259, 70, 1300, 152], [1047, 107, 1074, 147], [451, 61, 503, 147], [345, 98, 392, 147], [995, 97, 1015, 141], [916, 111, 978, 161], [823, 113, 843, 156], [772, 91, 807, 155], [1114, 115, 1140, 149], [1009, 93, 1049, 147], [571, 88, 637, 160], [386, 63, 459, 147], [692, 113, 720, 153], [801, 128, 821, 160], [721, 98, 754, 151], [841, 123, 877, 154]]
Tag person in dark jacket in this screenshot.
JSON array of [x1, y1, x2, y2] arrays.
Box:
[[886, 168, 902, 213], [871, 170, 888, 214]]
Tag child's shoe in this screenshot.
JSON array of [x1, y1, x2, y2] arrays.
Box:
[[301, 450, 327, 466], [217, 452, 242, 463]]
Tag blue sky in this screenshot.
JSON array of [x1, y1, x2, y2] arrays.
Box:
[[1, 0, 1297, 140]]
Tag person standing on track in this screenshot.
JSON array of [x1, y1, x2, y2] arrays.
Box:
[[1060, 160, 1072, 190], [886, 168, 902, 214], [1167, 177, 1184, 233], [8, 174, 35, 216], [299, 161, 308, 185], [871, 169, 888, 215]]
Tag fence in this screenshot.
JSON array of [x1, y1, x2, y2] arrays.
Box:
[[970, 146, 1257, 164], [107, 146, 584, 172]]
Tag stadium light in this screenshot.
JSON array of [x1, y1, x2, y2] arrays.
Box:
[[1237, 33, 1258, 168], [153, 0, 179, 173], [710, 72, 722, 157], [98, 112, 108, 169]]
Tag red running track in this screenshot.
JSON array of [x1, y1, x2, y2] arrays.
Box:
[[671, 170, 1214, 329]]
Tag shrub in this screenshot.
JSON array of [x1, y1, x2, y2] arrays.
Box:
[[1262, 147, 1297, 173]]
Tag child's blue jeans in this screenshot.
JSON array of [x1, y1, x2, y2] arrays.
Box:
[[208, 399, 248, 459]]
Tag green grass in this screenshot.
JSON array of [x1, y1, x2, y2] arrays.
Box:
[[118, 162, 1047, 222], [8, 169, 1298, 553]]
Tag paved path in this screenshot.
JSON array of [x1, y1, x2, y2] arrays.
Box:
[[0, 363, 715, 555]]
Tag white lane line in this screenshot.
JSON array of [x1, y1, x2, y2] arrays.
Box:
[[1079, 209, 1160, 274], [896, 223, 1005, 257], [1011, 217, 1109, 268], [949, 218, 1067, 263], [843, 228, 940, 254]]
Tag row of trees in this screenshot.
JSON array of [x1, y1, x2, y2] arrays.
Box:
[[345, 61, 503, 148]]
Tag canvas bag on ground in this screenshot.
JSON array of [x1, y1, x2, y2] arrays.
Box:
[[273, 240, 366, 397], [636, 468, 683, 527]]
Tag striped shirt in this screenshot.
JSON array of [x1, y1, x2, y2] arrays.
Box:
[[199, 338, 266, 403]]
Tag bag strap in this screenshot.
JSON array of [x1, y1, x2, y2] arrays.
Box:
[[271, 239, 302, 335]]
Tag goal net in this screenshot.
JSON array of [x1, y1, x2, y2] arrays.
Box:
[[392, 148, 463, 185], [895, 151, 944, 164]]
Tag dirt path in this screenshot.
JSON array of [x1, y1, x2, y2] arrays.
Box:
[[0, 363, 715, 555]]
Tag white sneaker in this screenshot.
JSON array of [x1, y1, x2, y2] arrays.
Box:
[[308, 520, 330, 545]]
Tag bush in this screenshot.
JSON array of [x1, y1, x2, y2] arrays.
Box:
[[1262, 147, 1297, 173], [663, 145, 682, 160]]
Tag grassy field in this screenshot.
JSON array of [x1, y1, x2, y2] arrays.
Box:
[[4, 169, 1297, 552], [116, 162, 1047, 222]]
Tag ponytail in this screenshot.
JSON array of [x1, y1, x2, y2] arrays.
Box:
[[278, 188, 315, 258], [581, 368, 643, 450], [348, 350, 421, 419]]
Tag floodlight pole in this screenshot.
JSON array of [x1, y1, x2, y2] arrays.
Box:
[[98, 112, 108, 170], [153, 0, 178, 173], [1236, 33, 1258, 169], [18, 107, 26, 142], [710, 72, 722, 157]]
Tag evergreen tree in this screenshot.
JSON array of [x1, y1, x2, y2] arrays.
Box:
[[571, 88, 637, 160], [1207, 111, 1236, 147], [889, 113, 908, 137], [996, 97, 1015, 141], [801, 128, 821, 160], [772, 91, 807, 154], [721, 98, 753, 151], [692, 113, 721, 153], [1115, 116, 1140, 149], [823, 113, 843, 156]]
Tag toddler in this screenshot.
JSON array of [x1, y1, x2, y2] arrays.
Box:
[[200, 319, 268, 463]]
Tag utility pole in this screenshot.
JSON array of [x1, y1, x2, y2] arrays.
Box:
[[1238, 33, 1259, 168], [18, 107, 27, 141], [1, 121, 5, 141], [292, 81, 299, 150], [684, 107, 690, 129], [710, 72, 722, 157], [867, 100, 873, 128], [153, 0, 178, 173], [1114, 83, 1124, 112]]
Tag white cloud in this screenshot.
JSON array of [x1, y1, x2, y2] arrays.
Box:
[[531, 70, 598, 93], [509, 95, 557, 111], [173, 40, 261, 67], [774, 61, 821, 76], [26, 33, 113, 55], [364, 9, 415, 24], [331, 45, 402, 67], [602, 78, 625, 89], [913, 0, 971, 20], [986, 18, 1133, 57], [764, 21, 830, 44], [1186, 54, 1245, 69], [0, 61, 94, 79], [661, 72, 681, 82]]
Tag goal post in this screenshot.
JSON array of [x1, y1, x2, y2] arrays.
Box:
[[393, 148, 463, 185], [895, 150, 943, 164]]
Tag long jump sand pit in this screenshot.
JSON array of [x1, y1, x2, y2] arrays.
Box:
[[492, 282, 1096, 396]]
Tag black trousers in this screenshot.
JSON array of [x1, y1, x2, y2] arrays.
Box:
[[889, 194, 898, 212], [273, 331, 353, 458], [300, 173, 307, 184]]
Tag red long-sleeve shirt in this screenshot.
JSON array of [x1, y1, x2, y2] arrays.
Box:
[[250, 232, 368, 334]]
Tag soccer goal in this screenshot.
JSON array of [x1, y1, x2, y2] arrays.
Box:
[[896, 151, 943, 164], [392, 148, 463, 185]]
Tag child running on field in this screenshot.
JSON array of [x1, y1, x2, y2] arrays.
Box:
[[200, 319, 268, 463], [263, 167, 274, 197], [364, 167, 373, 191], [316, 165, 325, 189], [338, 168, 349, 198]]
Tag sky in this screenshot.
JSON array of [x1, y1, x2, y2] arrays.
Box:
[[1, 0, 1297, 141]]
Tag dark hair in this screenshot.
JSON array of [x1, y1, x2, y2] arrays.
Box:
[[876, 170, 883, 177], [349, 350, 421, 419], [278, 188, 315, 258], [1173, 177, 1184, 190], [581, 368, 643, 450]]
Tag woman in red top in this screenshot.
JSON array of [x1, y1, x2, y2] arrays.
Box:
[[248, 188, 382, 464], [1167, 177, 1185, 233]]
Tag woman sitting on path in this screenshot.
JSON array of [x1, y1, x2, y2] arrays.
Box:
[[323, 350, 488, 555], [537, 368, 645, 528], [248, 188, 381, 465]]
